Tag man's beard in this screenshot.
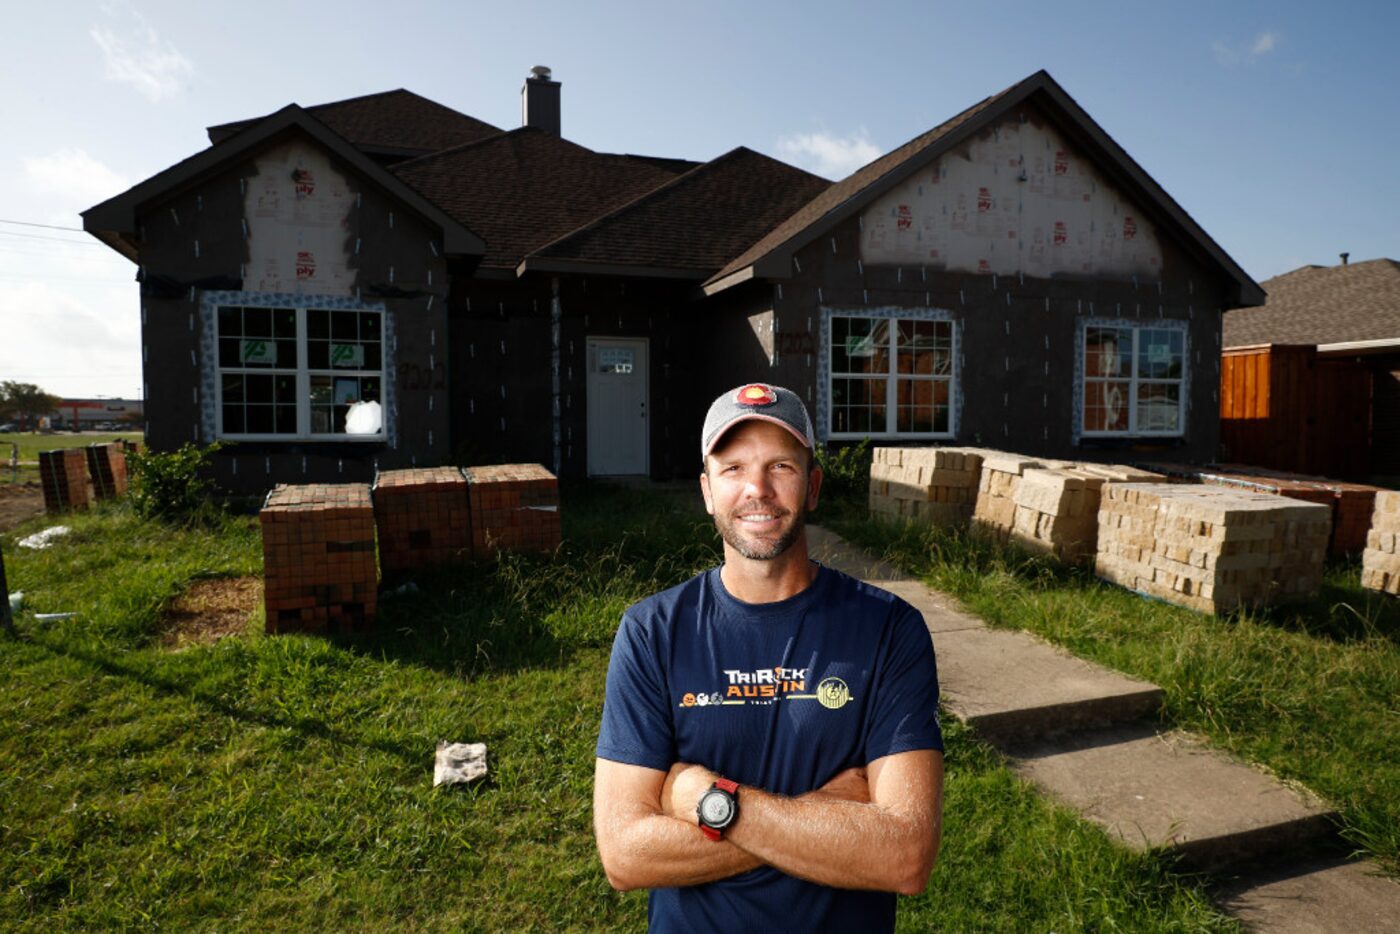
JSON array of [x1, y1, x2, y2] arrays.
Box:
[[714, 502, 808, 561]]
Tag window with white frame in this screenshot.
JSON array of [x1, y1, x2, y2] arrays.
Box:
[[828, 314, 955, 437], [216, 305, 385, 440], [1081, 325, 1185, 436]]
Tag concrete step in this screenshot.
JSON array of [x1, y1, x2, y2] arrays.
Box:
[[1214, 857, 1400, 932], [933, 626, 1165, 743], [806, 525, 907, 581], [1009, 726, 1341, 874]]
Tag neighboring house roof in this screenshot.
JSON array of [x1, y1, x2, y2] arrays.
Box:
[[1223, 259, 1400, 348], [83, 104, 487, 261], [391, 128, 683, 271], [703, 69, 1265, 308], [521, 147, 831, 278], [206, 89, 503, 157]]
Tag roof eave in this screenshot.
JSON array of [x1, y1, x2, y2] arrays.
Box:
[[701, 265, 757, 297], [83, 104, 487, 257], [516, 257, 708, 280]]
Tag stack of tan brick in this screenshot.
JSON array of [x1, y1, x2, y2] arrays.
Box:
[[1095, 483, 1331, 613], [84, 443, 128, 500], [39, 449, 93, 512], [260, 483, 377, 634], [372, 467, 472, 579], [868, 447, 985, 525], [1361, 490, 1400, 595], [971, 452, 1054, 543], [463, 464, 561, 555], [1009, 464, 1162, 563]]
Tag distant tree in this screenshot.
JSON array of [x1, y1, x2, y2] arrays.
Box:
[[0, 382, 61, 431]]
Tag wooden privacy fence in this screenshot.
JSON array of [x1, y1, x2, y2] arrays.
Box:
[[1220, 344, 1371, 480]]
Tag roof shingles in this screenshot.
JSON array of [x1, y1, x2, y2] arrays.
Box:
[[209, 89, 502, 154], [1223, 259, 1400, 347], [391, 129, 681, 270], [528, 147, 831, 274]]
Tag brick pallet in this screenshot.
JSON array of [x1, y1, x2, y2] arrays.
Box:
[[1202, 465, 1381, 556], [463, 464, 560, 555], [84, 443, 128, 500], [971, 451, 1057, 543], [1009, 464, 1161, 563], [1095, 483, 1331, 614], [1361, 490, 1400, 595], [260, 483, 377, 634], [38, 449, 93, 512], [868, 446, 986, 525], [372, 467, 472, 577]]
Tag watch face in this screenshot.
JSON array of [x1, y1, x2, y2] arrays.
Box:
[[699, 790, 734, 827]]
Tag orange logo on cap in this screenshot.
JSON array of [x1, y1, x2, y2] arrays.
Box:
[[736, 384, 777, 407]]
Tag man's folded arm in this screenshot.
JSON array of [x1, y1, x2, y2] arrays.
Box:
[[594, 757, 762, 891], [664, 749, 943, 896]]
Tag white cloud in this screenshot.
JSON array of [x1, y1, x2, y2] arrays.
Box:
[[23, 149, 131, 213], [1213, 30, 1280, 65], [90, 8, 193, 102], [775, 129, 882, 180], [0, 279, 141, 399]]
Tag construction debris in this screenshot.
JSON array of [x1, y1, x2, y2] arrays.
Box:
[[434, 741, 488, 787], [1361, 490, 1400, 596], [18, 526, 71, 550], [1095, 483, 1330, 614]]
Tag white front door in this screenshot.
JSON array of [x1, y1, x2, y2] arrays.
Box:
[[586, 337, 649, 476]]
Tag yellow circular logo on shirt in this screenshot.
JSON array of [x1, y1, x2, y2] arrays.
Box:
[[816, 677, 851, 710]]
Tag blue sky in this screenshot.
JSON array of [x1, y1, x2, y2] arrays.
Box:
[[1, 0, 1396, 398]]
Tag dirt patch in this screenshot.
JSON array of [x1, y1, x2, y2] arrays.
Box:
[[157, 576, 262, 649], [0, 483, 45, 533]]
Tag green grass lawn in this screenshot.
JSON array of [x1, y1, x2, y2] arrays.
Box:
[[0, 432, 142, 485], [830, 511, 1400, 879], [1, 489, 1237, 930]]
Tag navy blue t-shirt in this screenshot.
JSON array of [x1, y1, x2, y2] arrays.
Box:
[[596, 564, 942, 933]]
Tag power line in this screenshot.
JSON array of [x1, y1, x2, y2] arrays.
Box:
[[0, 218, 85, 233], [0, 230, 102, 247]]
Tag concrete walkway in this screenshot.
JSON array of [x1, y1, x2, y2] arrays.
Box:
[[807, 524, 1400, 931]]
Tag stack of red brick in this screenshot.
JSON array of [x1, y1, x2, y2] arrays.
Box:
[[39, 449, 93, 512], [463, 463, 561, 555], [260, 483, 377, 634], [1200, 465, 1382, 555], [372, 467, 471, 578], [85, 443, 129, 500]]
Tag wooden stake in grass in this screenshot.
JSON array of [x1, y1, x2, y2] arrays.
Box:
[[0, 540, 15, 638]]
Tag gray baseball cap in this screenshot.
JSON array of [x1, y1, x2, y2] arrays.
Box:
[[701, 383, 816, 459]]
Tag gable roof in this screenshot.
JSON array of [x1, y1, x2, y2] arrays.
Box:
[[391, 128, 682, 271], [207, 89, 502, 157], [1223, 259, 1400, 349], [520, 147, 831, 278], [703, 69, 1265, 308], [83, 104, 487, 261]]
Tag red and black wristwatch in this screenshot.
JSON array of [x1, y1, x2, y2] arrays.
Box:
[[697, 778, 740, 841]]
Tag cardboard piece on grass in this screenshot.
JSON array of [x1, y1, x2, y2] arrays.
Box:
[[19, 526, 71, 550], [434, 741, 488, 787]]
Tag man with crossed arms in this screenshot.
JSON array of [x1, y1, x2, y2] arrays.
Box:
[[594, 383, 943, 932]]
